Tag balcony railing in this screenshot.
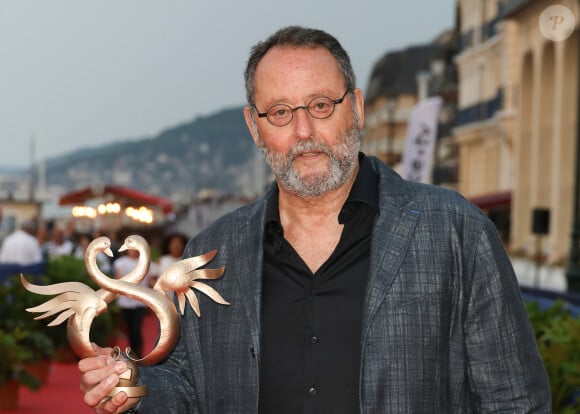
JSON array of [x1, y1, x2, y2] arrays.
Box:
[[455, 89, 504, 127], [458, 2, 504, 53], [481, 16, 500, 43], [458, 29, 475, 52]]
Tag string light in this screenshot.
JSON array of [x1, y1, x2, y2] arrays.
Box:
[[72, 201, 154, 224], [97, 202, 121, 215], [71, 206, 97, 219], [125, 206, 154, 224], [71, 202, 154, 224]]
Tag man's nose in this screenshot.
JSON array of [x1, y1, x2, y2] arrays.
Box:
[[292, 107, 315, 140]]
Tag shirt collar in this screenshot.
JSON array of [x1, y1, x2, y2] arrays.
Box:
[[346, 152, 379, 214]]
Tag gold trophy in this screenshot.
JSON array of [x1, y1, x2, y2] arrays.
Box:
[[20, 235, 229, 398]]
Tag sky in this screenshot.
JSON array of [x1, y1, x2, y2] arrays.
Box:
[[0, 0, 456, 169]]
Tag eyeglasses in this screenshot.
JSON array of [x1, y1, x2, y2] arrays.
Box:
[[254, 90, 351, 127]]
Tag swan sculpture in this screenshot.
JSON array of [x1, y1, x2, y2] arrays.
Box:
[[20, 276, 108, 359], [21, 234, 229, 367], [153, 249, 229, 316], [21, 235, 150, 359], [93, 234, 151, 304]]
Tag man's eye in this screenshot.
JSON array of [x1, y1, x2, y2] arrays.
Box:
[[270, 107, 289, 118], [311, 100, 332, 113]]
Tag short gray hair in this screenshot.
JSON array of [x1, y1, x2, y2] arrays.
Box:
[[244, 26, 356, 105]]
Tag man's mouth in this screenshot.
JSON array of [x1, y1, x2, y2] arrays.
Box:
[[297, 151, 321, 157]]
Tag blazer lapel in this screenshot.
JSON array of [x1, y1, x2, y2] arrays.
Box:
[[230, 194, 270, 359], [361, 159, 421, 341]]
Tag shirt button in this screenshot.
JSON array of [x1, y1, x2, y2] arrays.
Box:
[[310, 336, 319, 344], [308, 387, 317, 396]]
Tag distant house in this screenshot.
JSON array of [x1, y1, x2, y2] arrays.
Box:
[[0, 198, 43, 240], [362, 30, 458, 188], [169, 192, 254, 239]]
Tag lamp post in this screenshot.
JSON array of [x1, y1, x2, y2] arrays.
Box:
[[565, 29, 580, 293]]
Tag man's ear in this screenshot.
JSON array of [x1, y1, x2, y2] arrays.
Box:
[[243, 106, 260, 147], [353, 88, 365, 130]]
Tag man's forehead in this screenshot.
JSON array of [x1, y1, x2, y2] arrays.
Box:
[[257, 44, 335, 68], [253, 45, 344, 94]]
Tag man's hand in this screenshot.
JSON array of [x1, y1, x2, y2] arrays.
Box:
[[79, 344, 140, 414]]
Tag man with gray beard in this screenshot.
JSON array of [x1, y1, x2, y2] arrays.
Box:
[[79, 26, 550, 413]]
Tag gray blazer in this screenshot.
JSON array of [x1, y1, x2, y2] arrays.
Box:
[[140, 156, 551, 413]]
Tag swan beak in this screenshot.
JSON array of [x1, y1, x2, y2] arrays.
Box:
[[104, 247, 114, 257], [118, 243, 128, 253]]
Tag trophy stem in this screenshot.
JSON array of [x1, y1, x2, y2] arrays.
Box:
[[107, 346, 147, 398]]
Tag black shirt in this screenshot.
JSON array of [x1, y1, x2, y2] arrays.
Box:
[[259, 154, 379, 414]]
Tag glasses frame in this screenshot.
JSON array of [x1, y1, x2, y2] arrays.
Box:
[[254, 89, 351, 127]]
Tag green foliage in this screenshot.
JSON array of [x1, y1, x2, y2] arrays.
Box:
[[526, 300, 580, 412], [1, 255, 118, 371], [0, 327, 41, 390], [45, 255, 92, 285], [0, 274, 54, 364]]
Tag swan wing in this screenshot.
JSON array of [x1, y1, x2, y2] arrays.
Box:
[[29, 298, 78, 320], [184, 289, 201, 317], [177, 250, 218, 273], [47, 309, 76, 327], [26, 292, 79, 313], [191, 281, 230, 305], [21, 274, 95, 296], [189, 267, 225, 280]]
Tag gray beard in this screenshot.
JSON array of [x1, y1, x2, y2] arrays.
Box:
[[259, 123, 360, 198]]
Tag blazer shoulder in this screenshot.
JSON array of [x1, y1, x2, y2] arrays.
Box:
[[368, 155, 488, 224], [184, 191, 269, 255]]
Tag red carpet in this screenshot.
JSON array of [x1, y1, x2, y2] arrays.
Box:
[[4, 313, 159, 413]]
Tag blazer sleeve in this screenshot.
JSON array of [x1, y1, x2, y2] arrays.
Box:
[[464, 218, 551, 412]]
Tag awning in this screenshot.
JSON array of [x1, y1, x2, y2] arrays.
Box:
[[468, 190, 512, 210], [58, 185, 174, 214]]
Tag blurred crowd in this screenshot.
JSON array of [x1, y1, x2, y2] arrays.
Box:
[[0, 208, 190, 357], [0, 210, 188, 277]]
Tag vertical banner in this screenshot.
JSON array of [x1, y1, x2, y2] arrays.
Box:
[[401, 96, 443, 183]]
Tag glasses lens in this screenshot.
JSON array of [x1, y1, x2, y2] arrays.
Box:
[[308, 97, 334, 119], [266, 105, 293, 126]]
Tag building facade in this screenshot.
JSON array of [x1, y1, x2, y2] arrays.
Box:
[[454, 0, 579, 268], [363, 33, 457, 176], [453, 0, 518, 242], [505, 0, 579, 265]]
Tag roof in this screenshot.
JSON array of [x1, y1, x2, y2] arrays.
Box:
[[58, 185, 174, 214], [365, 43, 444, 101], [499, 0, 530, 18], [468, 190, 512, 210]]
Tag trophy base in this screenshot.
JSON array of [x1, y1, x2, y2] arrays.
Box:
[[108, 385, 148, 398]]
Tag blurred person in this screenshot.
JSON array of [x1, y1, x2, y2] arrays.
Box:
[[0, 206, 9, 249], [74, 232, 112, 275], [0, 206, 3, 247], [73, 232, 90, 259], [79, 26, 550, 413], [113, 246, 154, 357], [44, 227, 75, 259], [145, 232, 190, 292], [0, 219, 43, 265], [148, 233, 163, 263], [36, 220, 49, 253], [157, 232, 188, 274]]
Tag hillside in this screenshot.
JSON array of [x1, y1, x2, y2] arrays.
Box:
[[39, 106, 267, 201]]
